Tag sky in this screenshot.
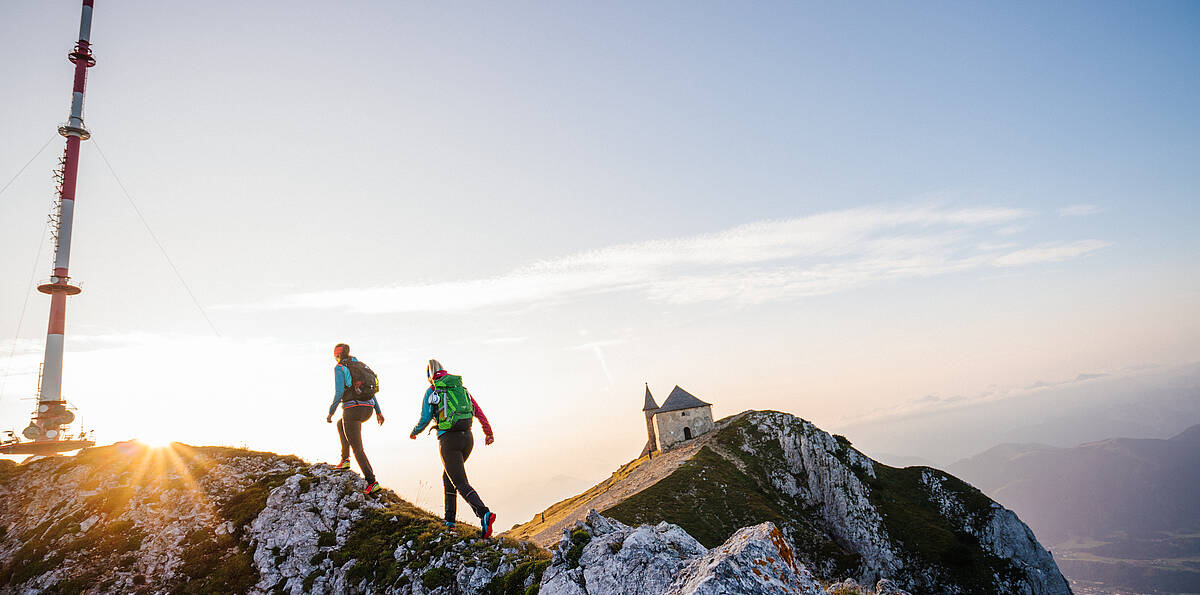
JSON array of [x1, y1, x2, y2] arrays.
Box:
[[1, 1, 1198, 525]]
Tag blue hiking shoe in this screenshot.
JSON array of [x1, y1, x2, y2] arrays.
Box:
[[445, 521, 456, 530], [481, 511, 497, 539]]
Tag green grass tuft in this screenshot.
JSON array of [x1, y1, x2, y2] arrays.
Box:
[[317, 530, 336, 547], [220, 471, 295, 535], [564, 528, 591, 569], [483, 557, 551, 595], [422, 566, 456, 589]]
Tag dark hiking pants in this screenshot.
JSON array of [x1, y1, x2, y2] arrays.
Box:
[[439, 430, 489, 523], [337, 406, 375, 484]]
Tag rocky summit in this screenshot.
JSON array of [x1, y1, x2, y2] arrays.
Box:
[[517, 410, 1073, 595]]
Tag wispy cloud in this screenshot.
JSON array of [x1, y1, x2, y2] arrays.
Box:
[[480, 336, 530, 346], [1058, 204, 1103, 217], [237, 205, 1109, 313], [991, 240, 1111, 267], [570, 340, 622, 388], [838, 368, 1119, 427], [569, 340, 625, 351]]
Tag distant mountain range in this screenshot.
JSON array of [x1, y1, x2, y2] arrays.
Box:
[[843, 362, 1200, 465], [948, 425, 1200, 594]]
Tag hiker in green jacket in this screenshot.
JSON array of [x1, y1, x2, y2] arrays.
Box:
[[410, 359, 497, 538]]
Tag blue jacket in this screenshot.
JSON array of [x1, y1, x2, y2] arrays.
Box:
[[329, 357, 382, 416]]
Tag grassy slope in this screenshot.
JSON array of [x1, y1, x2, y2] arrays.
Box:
[[603, 415, 861, 578], [330, 490, 549, 594], [506, 455, 651, 543], [864, 462, 1027, 591]]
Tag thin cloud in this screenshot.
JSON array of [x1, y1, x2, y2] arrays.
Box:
[[480, 336, 529, 346], [236, 205, 1107, 313], [991, 240, 1111, 267], [570, 340, 621, 388], [1059, 204, 1103, 217], [995, 224, 1030, 237], [569, 339, 625, 351], [837, 369, 1120, 427]]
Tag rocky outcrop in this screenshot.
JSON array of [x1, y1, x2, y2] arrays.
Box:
[[666, 522, 827, 595], [826, 578, 912, 595], [724, 412, 1071, 594], [541, 511, 706, 594], [0, 442, 549, 594], [541, 511, 827, 595]]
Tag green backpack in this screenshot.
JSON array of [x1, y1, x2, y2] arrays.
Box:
[[433, 374, 474, 431]]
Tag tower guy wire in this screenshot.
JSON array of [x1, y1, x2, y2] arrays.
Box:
[[0, 219, 51, 401], [1, 134, 60, 400], [0, 134, 58, 201], [91, 140, 223, 338]]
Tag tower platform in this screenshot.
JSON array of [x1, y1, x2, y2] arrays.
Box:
[[0, 438, 94, 456]]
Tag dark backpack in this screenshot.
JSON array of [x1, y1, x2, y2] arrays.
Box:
[[341, 359, 380, 402]]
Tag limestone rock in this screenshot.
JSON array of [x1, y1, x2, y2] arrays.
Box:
[[666, 522, 827, 595], [541, 510, 705, 594], [541, 512, 828, 595], [873, 578, 912, 595]]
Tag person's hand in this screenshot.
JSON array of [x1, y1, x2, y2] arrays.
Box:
[[326, 413, 333, 424], [376, 413, 386, 426], [409, 432, 418, 440], [485, 435, 495, 446]]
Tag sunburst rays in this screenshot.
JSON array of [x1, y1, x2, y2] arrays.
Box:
[[121, 442, 217, 516]]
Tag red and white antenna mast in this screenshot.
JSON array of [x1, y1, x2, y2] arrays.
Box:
[[0, 0, 98, 456]]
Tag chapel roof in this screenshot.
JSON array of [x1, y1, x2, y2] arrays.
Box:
[[642, 384, 659, 411], [655, 385, 711, 414]]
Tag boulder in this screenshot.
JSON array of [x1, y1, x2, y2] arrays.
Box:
[[667, 522, 827, 595]]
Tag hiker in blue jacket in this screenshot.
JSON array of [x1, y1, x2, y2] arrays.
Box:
[[326, 343, 384, 494], [410, 358, 497, 538]]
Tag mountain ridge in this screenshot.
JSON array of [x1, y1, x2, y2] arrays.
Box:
[[0, 410, 1076, 594], [513, 409, 1070, 594]]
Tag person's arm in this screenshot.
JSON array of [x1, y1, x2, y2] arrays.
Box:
[[469, 392, 494, 443], [371, 396, 385, 424], [410, 388, 435, 437], [328, 364, 347, 419]]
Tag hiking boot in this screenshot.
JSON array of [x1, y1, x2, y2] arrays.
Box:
[[444, 521, 456, 530], [481, 511, 497, 539], [334, 459, 351, 471], [363, 481, 380, 495]]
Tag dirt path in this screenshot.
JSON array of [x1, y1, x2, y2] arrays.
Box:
[[504, 414, 744, 548]]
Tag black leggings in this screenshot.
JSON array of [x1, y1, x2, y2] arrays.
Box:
[[337, 406, 375, 484], [439, 430, 489, 523]]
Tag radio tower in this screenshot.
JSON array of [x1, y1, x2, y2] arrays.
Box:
[[0, 0, 98, 456]]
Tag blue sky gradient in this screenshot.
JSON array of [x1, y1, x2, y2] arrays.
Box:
[[0, 1, 1197, 521]]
